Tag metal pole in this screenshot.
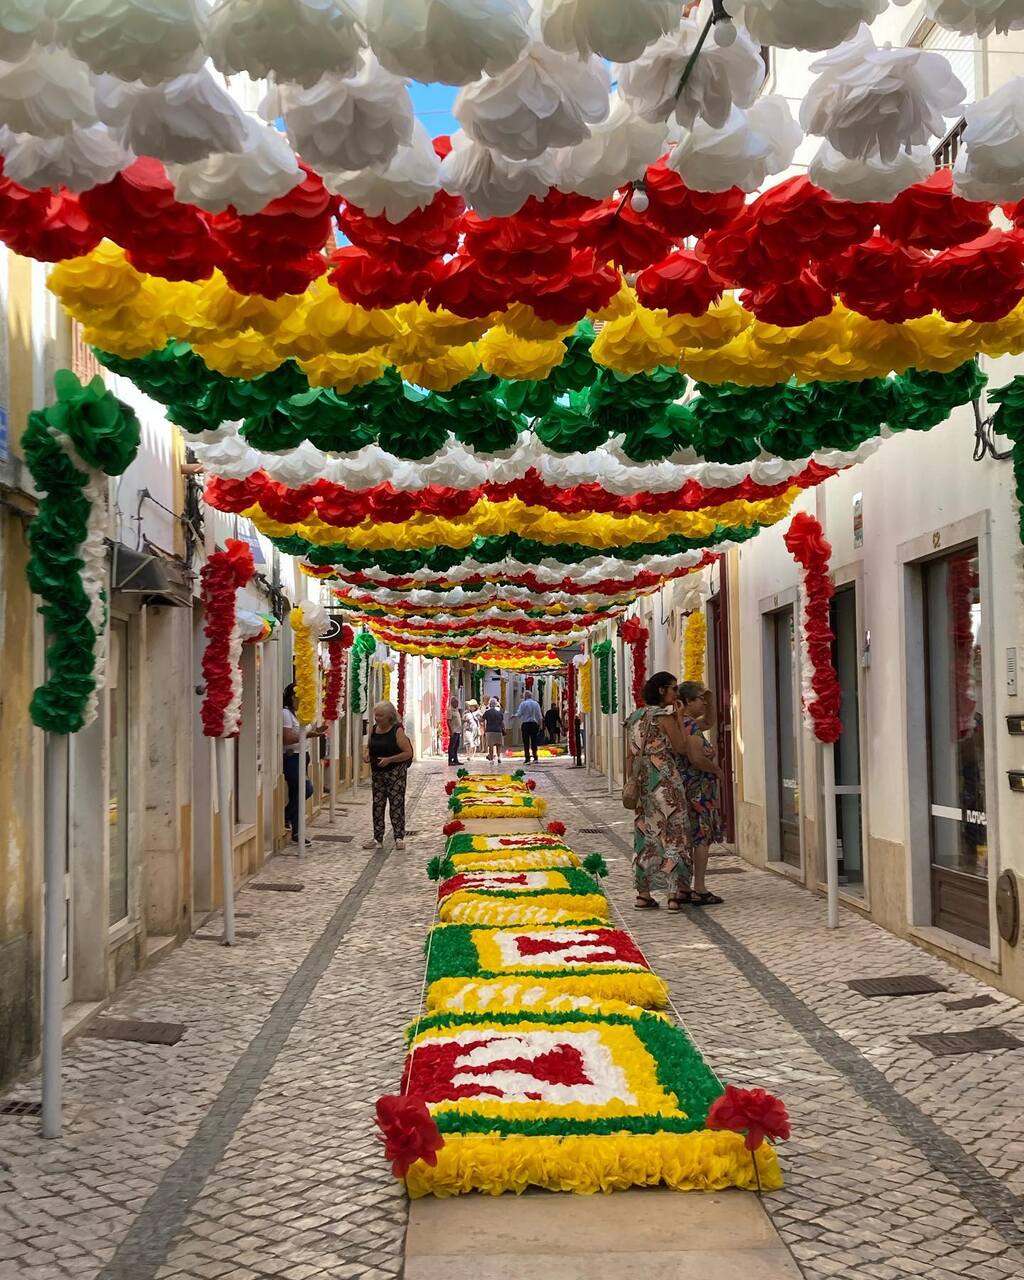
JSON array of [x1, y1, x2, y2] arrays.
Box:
[[605, 681, 614, 796], [216, 737, 236, 945], [297, 724, 307, 857], [42, 733, 68, 1139], [823, 741, 839, 930], [328, 719, 338, 824]]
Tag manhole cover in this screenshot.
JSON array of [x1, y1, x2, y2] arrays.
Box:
[[944, 995, 998, 1011], [312, 834, 352, 843], [911, 1028, 1022, 1057], [0, 1099, 42, 1117], [84, 1018, 185, 1046], [249, 882, 304, 892], [578, 827, 607, 834], [847, 975, 949, 997]]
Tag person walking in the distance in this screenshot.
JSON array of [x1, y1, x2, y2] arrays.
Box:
[[512, 691, 542, 763], [446, 696, 463, 766], [482, 697, 507, 764], [544, 703, 562, 745], [363, 701, 414, 850]]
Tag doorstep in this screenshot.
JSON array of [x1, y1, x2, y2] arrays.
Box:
[[909, 925, 999, 974]]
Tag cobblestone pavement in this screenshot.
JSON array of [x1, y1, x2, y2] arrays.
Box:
[[2, 757, 1023, 1280]]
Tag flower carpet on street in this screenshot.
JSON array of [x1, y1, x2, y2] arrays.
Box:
[[375, 773, 788, 1197], [447, 772, 549, 819]]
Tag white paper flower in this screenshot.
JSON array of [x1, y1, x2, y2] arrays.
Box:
[[0, 45, 96, 137], [733, 0, 887, 52], [454, 43, 610, 161], [94, 69, 247, 165], [167, 117, 302, 214], [53, 0, 206, 85], [800, 25, 966, 164], [667, 95, 801, 193], [263, 54, 415, 173], [206, 0, 363, 87], [553, 96, 666, 200], [0, 123, 130, 190], [324, 120, 440, 222], [616, 14, 764, 131], [365, 0, 531, 86], [952, 76, 1024, 202], [440, 130, 555, 217], [808, 139, 934, 202], [539, 0, 680, 62], [893, 0, 1024, 38], [0, 0, 54, 62]]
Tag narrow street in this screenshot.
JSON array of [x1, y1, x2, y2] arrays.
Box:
[[3, 759, 1022, 1280]]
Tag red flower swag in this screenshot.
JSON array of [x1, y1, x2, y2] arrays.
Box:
[[619, 616, 650, 710], [783, 513, 841, 743], [440, 659, 450, 753], [199, 538, 255, 739], [547, 820, 566, 835], [566, 661, 578, 758], [324, 625, 354, 723], [374, 1093, 444, 1179], [707, 1085, 791, 1153], [397, 653, 408, 719]]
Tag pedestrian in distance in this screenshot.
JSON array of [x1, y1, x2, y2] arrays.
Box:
[[481, 697, 506, 764], [446, 696, 463, 766], [544, 703, 562, 745], [282, 683, 325, 848], [363, 701, 414, 851], [512, 691, 542, 763]]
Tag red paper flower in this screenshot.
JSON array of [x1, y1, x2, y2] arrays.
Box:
[[919, 229, 1024, 323], [816, 235, 930, 323], [464, 210, 576, 286], [878, 169, 992, 250], [374, 1094, 444, 1179], [328, 245, 446, 308], [0, 173, 102, 262], [199, 539, 255, 738], [515, 249, 621, 325], [442, 820, 464, 836], [575, 200, 675, 272], [340, 188, 465, 259], [547, 821, 566, 835], [751, 176, 878, 266], [619, 616, 650, 709], [445, 780, 457, 795], [526, 779, 537, 790], [1004, 198, 1024, 230], [643, 157, 745, 238], [783, 513, 841, 743], [740, 269, 834, 328], [636, 248, 723, 316], [427, 253, 509, 318], [707, 1085, 791, 1152], [697, 207, 789, 288]]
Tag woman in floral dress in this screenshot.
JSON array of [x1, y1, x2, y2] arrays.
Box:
[[624, 671, 694, 911], [676, 681, 727, 906]]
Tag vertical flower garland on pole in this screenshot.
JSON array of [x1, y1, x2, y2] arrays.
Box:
[[324, 623, 353, 823], [440, 659, 450, 754], [784, 512, 842, 929], [23, 369, 140, 1141], [350, 629, 377, 792], [619, 616, 649, 709], [200, 538, 255, 946], [397, 653, 408, 720], [290, 599, 330, 855], [566, 661, 579, 765], [592, 639, 617, 714], [683, 611, 707, 684]]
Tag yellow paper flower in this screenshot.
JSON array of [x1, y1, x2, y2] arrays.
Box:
[[683, 611, 706, 683], [478, 329, 567, 381], [579, 658, 593, 713], [289, 605, 317, 726], [397, 342, 480, 391]]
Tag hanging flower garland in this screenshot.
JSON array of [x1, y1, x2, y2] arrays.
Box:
[[350, 628, 377, 713], [591, 638, 617, 715], [23, 370, 141, 734], [578, 655, 593, 714], [382, 660, 393, 703], [619, 615, 649, 709], [566, 660, 578, 757], [324, 623, 354, 722], [200, 539, 256, 738], [290, 599, 330, 726], [440, 657, 451, 752], [682, 611, 707, 684], [398, 652, 408, 719], [783, 513, 841, 743]]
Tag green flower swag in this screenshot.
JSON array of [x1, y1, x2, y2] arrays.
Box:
[[439, 867, 603, 901], [23, 370, 141, 734], [95, 337, 988, 467], [592, 638, 617, 715], [988, 376, 1024, 544], [405, 1007, 723, 1138], [349, 629, 377, 713]]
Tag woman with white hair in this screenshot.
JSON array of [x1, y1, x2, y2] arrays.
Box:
[[363, 701, 414, 850]]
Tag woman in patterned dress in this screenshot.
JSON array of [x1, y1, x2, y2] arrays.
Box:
[[676, 681, 727, 906], [624, 671, 694, 911]]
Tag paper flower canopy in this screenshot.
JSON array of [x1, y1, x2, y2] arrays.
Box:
[[539, 0, 681, 62], [0, 0, 53, 63], [734, 0, 886, 51], [54, 0, 207, 85], [668, 97, 802, 194], [364, 0, 532, 87], [205, 0, 363, 87], [0, 124, 130, 193], [953, 77, 1024, 203], [94, 69, 248, 166], [0, 44, 97, 138], [899, 0, 1024, 38]]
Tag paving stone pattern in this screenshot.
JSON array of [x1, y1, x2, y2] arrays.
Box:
[[3, 759, 1024, 1280]]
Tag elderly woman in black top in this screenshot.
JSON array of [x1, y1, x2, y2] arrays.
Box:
[[362, 701, 414, 851]]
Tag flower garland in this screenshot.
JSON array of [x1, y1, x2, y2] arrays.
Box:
[[440, 658, 450, 752], [349, 628, 377, 713], [619, 616, 649, 709], [382, 661, 393, 704], [783, 513, 841, 743], [566, 660, 578, 758], [290, 599, 329, 726], [23, 370, 141, 734], [200, 539, 255, 738], [578, 656, 593, 714], [591, 638, 617, 715], [683, 611, 707, 684], [398, 653, 408, 719], [323, 624, 354, 722]]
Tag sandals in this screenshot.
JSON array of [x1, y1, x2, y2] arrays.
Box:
[[634, 895, 660, 910], [691, 890, 724, 907], [667, 892, 695, 911]]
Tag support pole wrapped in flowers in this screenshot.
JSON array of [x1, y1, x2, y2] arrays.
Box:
[[783, 512, 842, 928], [620, 615, 649, 709], [350, 629, 377, 791], [200, 538, 255, 946], [324, 623, 354, 821], [24, 369, 141, 1140], [683, 611, 707, 684], [397, 653, 408, 720], [290, 599, 331, 852], [440, 658, 450, 754]]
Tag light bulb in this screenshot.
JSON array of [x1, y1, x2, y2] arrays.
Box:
[[713, 18, 737, 47], [631, 186, 649, 213]]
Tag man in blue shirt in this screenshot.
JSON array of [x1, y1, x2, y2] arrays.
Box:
[[513, 694, 543, 764]]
